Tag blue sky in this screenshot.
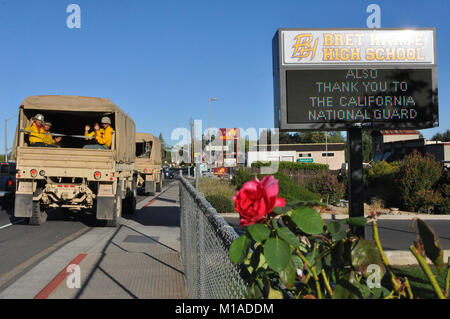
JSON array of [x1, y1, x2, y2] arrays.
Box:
[[0, 0, 449, 152]]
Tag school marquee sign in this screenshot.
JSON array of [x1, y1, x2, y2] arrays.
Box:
[[273, 28, 438, 131]]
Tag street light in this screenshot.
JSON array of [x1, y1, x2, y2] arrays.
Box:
[[4, 114, 17, 162], [208, 97, 218, 171], [209, 97, 218, 132]]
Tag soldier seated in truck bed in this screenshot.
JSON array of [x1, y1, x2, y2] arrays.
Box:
[[84, 116, 114, 149]]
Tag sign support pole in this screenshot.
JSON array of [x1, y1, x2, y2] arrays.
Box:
[[347, 127, 365, 238]]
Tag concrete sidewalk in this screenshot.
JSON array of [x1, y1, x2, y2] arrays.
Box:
[[0, 181, 188, 299]]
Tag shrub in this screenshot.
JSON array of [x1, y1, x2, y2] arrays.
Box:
[[231, 167, 255, 190], [435, 171, 450, 214], [396, 151, 443, 212], [198, 177, 236, 198], [204, 194, 234, 214], [305, 171, 345, 205], [233, 168, 321, 203], [251, 161, 329, 171], [367, 161, 400, 184], [266, 172, 321, 203], [199, 177, 236, 213], [414, 189, 443, 214], [365, 161, 401, 207]]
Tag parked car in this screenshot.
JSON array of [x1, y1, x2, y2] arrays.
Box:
[[163, 167, 175, 179], [0, 162, 16, 205]]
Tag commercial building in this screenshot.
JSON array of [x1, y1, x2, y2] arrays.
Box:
[[372, 130, 449, 167], [247, 143, 346, 170]]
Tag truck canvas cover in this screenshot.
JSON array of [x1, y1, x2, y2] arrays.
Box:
[[136, 132, 162, 165]]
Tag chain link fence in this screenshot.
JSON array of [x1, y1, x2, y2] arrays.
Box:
[[178, 176, 247, 299]]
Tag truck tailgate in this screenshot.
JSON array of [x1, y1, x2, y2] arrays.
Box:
[[16, 147, 114, 169]]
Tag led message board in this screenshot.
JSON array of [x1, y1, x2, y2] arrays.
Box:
[[273, 29, 438, 131]]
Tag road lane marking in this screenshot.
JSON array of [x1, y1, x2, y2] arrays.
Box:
[[0, 219, 24, 230], [34, 253, 88, 299]]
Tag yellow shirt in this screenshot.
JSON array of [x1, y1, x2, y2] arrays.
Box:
[[24, 123, 45, 144], [85, 126, 114, 148], [42, 130, 56, 145]]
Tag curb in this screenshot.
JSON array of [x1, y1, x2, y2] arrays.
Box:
[[321, 213, 450, 220], [385, 250, 450, 266], [221, 213, 450, 221]]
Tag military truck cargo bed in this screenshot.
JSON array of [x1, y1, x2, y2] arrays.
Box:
[[16, 147, 114, 170]]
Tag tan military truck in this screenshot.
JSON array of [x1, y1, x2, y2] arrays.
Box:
[[135, 133, 163, 195], [11, 95, 137, 227]]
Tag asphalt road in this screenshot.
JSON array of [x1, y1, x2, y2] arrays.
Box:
[[0, 179, 176, 293], [223, 216, 450, 251], [363, 219, 450, 251]]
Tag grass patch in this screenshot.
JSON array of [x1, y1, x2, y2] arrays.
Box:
[[198, 177, 237, 214], [385, 264, 449, 299]]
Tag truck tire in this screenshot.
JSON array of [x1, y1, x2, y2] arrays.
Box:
[[29, 200, 47, 225], [144, 180, 156, 196], [155, 173, 162, 192], [123, 187, 136, 215]]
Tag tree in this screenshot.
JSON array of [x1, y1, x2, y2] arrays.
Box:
[[327, 131, 345, 143], [431, 129, 450, 142]]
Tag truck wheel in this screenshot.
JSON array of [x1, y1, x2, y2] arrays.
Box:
[[106, 192, 122, 227], [29, 201, 47, 225], [155, 176, 162, 192], [123, 187, 137, 215], [144, 181, 156, 196], [123, 195, 136, 215]]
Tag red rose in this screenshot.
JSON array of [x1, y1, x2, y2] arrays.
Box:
[[233, 175, 286, 226]]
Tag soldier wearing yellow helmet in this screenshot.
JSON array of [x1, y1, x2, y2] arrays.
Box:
[[84, 116, 114, 149]]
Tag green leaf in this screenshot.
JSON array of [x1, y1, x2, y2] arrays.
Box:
[[341, 217, 367, 227], [273, 206, 290, 215], [286, 200, 303, 206], [290, 206, 324, 235], [332, 230, 347, 242], [229, 235, 251, 264], [271, 218, 280, 230], [246, 283, 263, 299], [416, 219, 444, 274], [327, 221, 341, 234], [327, 221, 347, 241], [279, 262, 296, 288], [276, 227, 300, 247], [291, 255, 304, 271], [298, 242, 308, 253], [248, 224, 271, 243], [263, 237, 291, 273], [268, 287, 283, 299], [350, 275, 371, 299], [332, 279, 362, 299], [371, 287, 383, 299], [350, 239, 385, 278], [248, 246, 266, 273]]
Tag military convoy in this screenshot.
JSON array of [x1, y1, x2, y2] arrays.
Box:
[[10, 95, 163, 227], [135, 133, 163, 195]]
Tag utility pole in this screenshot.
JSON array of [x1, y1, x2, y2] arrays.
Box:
[[189, 117, 194, 165], [325, 131, 328, 167], [4, 115, 17, 162]]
